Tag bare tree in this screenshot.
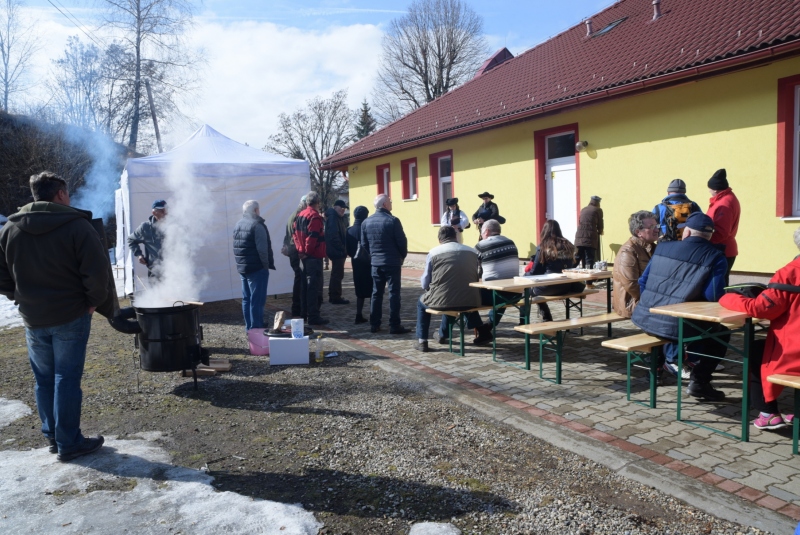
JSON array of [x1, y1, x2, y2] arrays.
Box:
[[0, 0, 40, 112], [373, 0, 488, 124], [98, 0, 202, 152], [47, 36, 105, 131], [266, 90, 356, 208]]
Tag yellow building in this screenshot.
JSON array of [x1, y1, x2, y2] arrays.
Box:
[[322, 0, 800, 275]]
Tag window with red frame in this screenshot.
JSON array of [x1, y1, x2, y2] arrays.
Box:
[[777, 74, 800, 217], [376, 164, 391, 196], [428, 150, 453, 223], [401, 158, 418, 200]]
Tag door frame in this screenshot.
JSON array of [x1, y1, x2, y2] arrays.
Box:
[[534, 123, 580, 239]]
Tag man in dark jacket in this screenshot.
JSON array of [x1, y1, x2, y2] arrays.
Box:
[[0, 171, 109, 461], [653, 179, 702, 242], [574, 195, 604, 271], [360, 194, 409, 334], [293, 191, 328, 326], [283, 196, 306, 317], [127, 199, 167, 279], [631, 213, 729, 401], [233, 200, 276, 331], [471, 192, 503, 231], [325, 199, 350, 305]]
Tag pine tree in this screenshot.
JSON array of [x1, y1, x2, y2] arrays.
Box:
[[354, 99, 377, 139]]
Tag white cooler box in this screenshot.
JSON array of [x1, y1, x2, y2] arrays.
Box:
[[268, 336, 309, 365]]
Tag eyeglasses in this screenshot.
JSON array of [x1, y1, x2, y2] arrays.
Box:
[[641, 224, 658, 230]]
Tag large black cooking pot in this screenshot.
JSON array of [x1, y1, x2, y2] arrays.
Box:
[[134, 301, 205, 372]]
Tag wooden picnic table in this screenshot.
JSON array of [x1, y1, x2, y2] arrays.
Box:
[[650, 301, 756, 442]]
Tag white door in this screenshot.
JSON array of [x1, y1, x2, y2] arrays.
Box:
[[544, 132, 577, 242]]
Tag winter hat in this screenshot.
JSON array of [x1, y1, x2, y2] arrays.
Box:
[[353, 205, 369, 220], [590, 195, 602, 202], [152, 199, 167, 209], [707, 169, 728, 191], [333, 199, 348, 209], [445, 197, 459, 206], [667, 179, 686, 193], [678, 212, 715, 233]]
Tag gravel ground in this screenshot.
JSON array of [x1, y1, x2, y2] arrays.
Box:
[[0, 299, 770, 535]]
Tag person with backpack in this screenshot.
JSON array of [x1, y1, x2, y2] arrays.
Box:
[[653, 179, 702, 242], [706, 169, 741, 286], [719, 227, 800, 431]]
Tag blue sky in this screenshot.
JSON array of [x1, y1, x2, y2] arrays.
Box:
[[25, 0, 614, 149]]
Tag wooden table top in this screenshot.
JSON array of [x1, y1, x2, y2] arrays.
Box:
[[470, 271, 612, 291], [649, 301, 751, 324]]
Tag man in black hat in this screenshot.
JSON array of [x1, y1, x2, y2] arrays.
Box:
[[472, 192, 503, 231], [325, 199, 350, 305], [652, 179, 702, 242], [574, 195, 604, 272], [128, 199, 168, 278], [706, 169, 740, 286], [632, 212, 730, 400]]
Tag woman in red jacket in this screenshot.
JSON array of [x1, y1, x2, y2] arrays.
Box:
[[719, 227, 800, 430], [706, 169, 741, 286]]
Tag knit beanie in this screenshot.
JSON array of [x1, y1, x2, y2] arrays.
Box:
[[667, 179, 686, 193], [707, 169, 728, 191]]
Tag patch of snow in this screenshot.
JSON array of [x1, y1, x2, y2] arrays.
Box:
[[0, 433, 322, 534], [0, 398, 31, 428], [409, 523, 462, 535]]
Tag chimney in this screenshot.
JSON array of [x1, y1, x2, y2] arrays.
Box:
[[652, 0, 662, 20], [585, 19, 593, 36]]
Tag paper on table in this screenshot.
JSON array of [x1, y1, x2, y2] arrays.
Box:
[[515, 274, 567, 282]]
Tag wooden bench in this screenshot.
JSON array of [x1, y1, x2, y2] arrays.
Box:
[[766, 374, 800, 455], [514, 312, 627, 383], [602, 333, 668, 408], [426, 289, 600, 357]]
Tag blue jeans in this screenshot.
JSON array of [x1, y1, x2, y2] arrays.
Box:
[[26, 313, 92, 455], [371, 265, 402, 328], [241, 268, 269, 330], [416, 296, 483, 340]]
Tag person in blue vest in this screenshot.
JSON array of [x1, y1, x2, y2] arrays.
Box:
[[652, 179, 702, 242], [233, 200, 275, 331], [631, 212, 730, 401]]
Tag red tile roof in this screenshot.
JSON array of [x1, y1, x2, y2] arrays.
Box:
[[322, 0, 800, 169]]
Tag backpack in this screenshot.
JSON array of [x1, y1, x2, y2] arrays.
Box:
[[725, 282, 800, 298], [660, 201, 693, 242]]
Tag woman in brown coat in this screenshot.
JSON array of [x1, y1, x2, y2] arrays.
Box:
[[612, 211, 659, 318]]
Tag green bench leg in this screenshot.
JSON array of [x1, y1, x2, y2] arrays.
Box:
[[538, 332, 564, 384], [445, 315, 466, 356], [626, 347, 659, 409]]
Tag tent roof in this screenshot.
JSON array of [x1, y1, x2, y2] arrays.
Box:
[[126, 125, 308, 177]]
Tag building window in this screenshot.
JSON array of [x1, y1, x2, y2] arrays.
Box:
[[401, 157, 418, 200], [777, 74, 800, 217], [428, 150, 453, 223], [376, 163, 391, 197]]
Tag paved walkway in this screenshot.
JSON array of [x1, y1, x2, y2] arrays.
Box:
[[268, 263, 800, 527]]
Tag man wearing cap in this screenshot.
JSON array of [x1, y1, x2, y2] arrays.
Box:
[[325, 199, 350, 305], [652, 179, 702, 242], [632, 212, 730, 401], [706, 169, 741, 286], [128, 199, 168, 279], [472, 192, 504, 231], [574, 196, 604, 273]]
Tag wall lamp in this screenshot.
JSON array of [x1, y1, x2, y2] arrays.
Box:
[[575, 140, 589, 152]]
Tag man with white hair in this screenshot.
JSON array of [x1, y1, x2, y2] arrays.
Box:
[[292, 191, 329, 326], [233, 200, 275, 331], [360, 194, 410, 334]]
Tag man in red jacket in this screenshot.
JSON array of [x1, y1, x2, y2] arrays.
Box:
[[292, 191, 328, 326], [706, 168, 740, 286], [719, 227, 800, 431]]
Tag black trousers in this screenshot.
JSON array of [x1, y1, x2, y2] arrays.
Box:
[[748, 339, 779, 413], [289, 253, 303, 316], [724, 256, 736, 288], [575, 246, 596, 268]]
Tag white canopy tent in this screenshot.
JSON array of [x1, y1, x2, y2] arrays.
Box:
[[115, 125, 309, 302]]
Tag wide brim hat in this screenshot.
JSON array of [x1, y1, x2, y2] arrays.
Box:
[[477, 192, 494, 199], [445, 197, 459, 206]]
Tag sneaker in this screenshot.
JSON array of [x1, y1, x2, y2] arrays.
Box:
[[354, 315, 368, 324], [681, 365, 692, 381], [57, 436, 104, 462], [753, 413, 789, 430], [687, 381, 726, 401], [390, 326, 410, 335], [414, 340, 429, 352], [437, 336, 449, 345], [785, 414, 795, 425], [329, 298, 350, 305], [473, 325, 494, 346], [663, 362, 680, 378], [715, 362, 725, 372], [307, 318, 329, 326], [48, 439, 57, 454]]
